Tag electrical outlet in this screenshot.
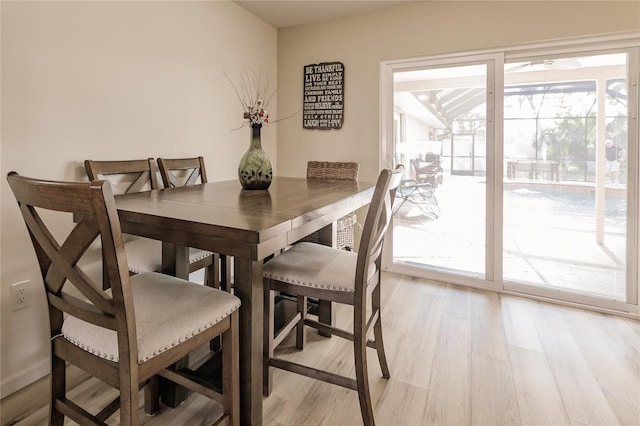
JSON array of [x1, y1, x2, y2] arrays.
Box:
[[11, 280, 30, 311]]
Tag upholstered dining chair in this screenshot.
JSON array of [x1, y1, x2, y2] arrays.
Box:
[[301, 161, 360, 250], [157, 156, 231, 290], [85, 158, 223, 288], [262, 165, 404, 426], [7, 172, 240, 425]]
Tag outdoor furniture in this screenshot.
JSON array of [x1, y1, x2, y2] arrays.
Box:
[[85, 158, 223, 288], [396, 178, 440, 219], [6, 172, 240, 425], [410, 157, 443, 189], [262, 166, 404, 426], [111, 176, 377, 425], [506, 160, 560, 181]]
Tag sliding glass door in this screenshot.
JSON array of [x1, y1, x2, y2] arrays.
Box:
[[503, 52, 632, 303], [383, 40, 639, 313], [389, 55, 498, 284]]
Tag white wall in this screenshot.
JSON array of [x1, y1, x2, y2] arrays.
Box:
[[275, 1, 640, 182], [0, 0, 277, 397]]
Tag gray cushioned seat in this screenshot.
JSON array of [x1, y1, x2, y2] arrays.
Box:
[[263, 242, 377, 292], [62, 272, 240, 363]]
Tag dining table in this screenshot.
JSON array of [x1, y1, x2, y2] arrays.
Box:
[[114, 176, 376, 425]]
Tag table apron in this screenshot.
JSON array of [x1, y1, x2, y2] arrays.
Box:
[[121, 220, 295, 261]]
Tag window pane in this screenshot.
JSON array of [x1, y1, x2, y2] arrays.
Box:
[[393, 63, 488, 278], [503, 53, 628, 300]]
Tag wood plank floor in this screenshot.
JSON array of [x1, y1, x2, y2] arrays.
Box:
[[4, 272, 639, 425]]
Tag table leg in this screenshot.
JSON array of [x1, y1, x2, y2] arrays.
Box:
[[162, 242, 190, 279], [234, 257, 264, 426], [317, 223, 336, 336]]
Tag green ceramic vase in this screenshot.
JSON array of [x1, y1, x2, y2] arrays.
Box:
[[238, 123, 272, 190]]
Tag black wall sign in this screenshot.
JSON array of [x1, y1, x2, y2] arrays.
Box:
[[303, 62, 344, 129]]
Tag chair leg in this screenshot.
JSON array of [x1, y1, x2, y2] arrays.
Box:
[[220, 254, 232, 292], [223, 312, 240, 425], [318, 300, 334, 337], [296, 296, 307, 349], [144, 375, 160, 415], [210, 335, 222, 353], [354, 335, 375, 426], [50, 353, 65, 426], [263, 280, 275, 396], [119, 366, 139, 425], [207, 254, 223, 352], [372, 284, 390, 379], [204, 254, 220, 289]]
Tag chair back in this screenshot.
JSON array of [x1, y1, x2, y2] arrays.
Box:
[[355, 165, 404, 298], [84, 158, 159, 194], [409, 158, 425, 174], [306, 161, 359, 181], [6, 172, 137, 365], [157, 156, 208, 188]]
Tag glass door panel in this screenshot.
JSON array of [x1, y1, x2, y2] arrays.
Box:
[[392, 63, 489, 279], [503, 52, 629, 301]]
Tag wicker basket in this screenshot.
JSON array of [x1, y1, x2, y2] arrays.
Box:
[[299, 212, 357, 250], [336, 212, 357, 251]]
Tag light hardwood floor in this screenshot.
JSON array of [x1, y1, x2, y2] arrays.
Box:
[[3, 272, 639, 425]]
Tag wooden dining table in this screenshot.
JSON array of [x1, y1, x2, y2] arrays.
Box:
[[114, 176, 376, 425]]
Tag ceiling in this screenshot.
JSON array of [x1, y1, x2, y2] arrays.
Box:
[[235, 0, 418, 29]]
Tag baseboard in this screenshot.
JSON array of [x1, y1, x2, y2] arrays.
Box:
[[0, 360, 49, 426], [0, 358, 49, 400], [1, 362, 90, 425]]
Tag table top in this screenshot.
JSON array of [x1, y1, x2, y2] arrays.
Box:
[[115, 176, 376, 260]]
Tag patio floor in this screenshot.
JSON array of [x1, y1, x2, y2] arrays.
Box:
[[392, 174, 628, 301]]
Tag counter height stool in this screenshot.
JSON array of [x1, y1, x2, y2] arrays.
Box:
[[262, 165, 404, 426], [7, 172, 240, 425]]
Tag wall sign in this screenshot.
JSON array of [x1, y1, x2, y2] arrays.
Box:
[[303, 62, 344, 129]]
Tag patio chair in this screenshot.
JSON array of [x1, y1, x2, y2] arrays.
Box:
[[395, 178, 440, 219], [410, 157, 443, 190]]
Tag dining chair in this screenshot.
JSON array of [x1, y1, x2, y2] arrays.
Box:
[[7, 172, 240, 425], [262, 165, 404, 426], [157, 156, 207, 188], [301, 161, 360, 251], [157, 156, 231, 290], [85, 158, 223, 289]]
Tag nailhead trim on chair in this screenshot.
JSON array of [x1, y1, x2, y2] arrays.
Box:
[[263, 272, 357, 292], [263, 243, 378, 293], [62, 272, 241, 363], [62, 302, 240, 363]]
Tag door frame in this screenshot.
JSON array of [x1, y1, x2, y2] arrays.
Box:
[[380, 32, 640, 317], [381, 52, 503, 293]]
